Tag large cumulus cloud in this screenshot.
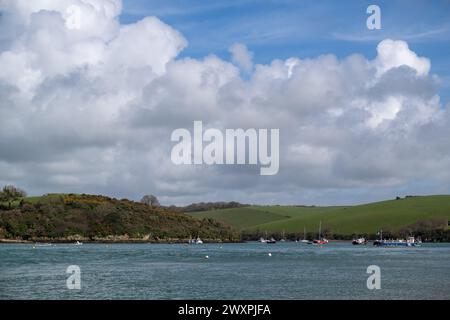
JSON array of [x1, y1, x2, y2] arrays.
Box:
[[0, 0, 448, 205]]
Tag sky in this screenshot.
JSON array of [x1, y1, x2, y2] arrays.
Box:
[[0, 0, 450, 206], [120, 0, 450, 102]]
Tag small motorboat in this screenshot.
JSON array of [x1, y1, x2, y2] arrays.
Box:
[[74, 241, 83, 246], [266, 237, 277, 244], [352, 238, 367, 245], [313, 239, 329, 245]]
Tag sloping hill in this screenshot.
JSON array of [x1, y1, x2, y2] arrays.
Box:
[[0, 194, 237, 242], [188, 195, 450, 236], [190, 206, 289, 230]]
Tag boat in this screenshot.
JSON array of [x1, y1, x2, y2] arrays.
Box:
[[352, 237, 367, 245], [260, 232, 276, 243], [74, 241, 83, 246], [188, 236, 203, 244], [373, 236, 420, 247], [300, 227, 309, 243], [373, 230, 420, 247], [311, 221, 328, 245]]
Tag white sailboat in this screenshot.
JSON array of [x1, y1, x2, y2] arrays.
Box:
[[280, 230, 286, 242], [188, 235, 203, 244], [300, 227, 309, 243]]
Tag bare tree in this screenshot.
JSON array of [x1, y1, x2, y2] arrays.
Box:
[[140, 195, 160, 207], [0, 185, 27, 209]]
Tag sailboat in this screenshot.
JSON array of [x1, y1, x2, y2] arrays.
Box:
[[311, 221, 328, 245], [280, 230, 286, 242], [300, 227, 309, 243], [188, 235, 203, 244], [260, 231, 276, 244]]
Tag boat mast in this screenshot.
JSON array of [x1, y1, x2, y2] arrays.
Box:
[[318, 221, 322, 239]]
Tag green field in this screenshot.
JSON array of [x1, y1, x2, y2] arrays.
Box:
[[188, 195, 450, 235], [0, 194, 64, 208]]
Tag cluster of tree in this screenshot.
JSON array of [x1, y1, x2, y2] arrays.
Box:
[[242, 218, 450, 242], [0, 193, 238, 241], [0, 185, 27, 209], [140, 195, 160, 207], [139, 195, 246, 213]]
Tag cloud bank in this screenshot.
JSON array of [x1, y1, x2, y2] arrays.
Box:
[[0, 0, 449, 205]]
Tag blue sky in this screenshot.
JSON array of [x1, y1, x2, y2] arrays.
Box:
[[120, 0, 450, 104], [2, 0, 450, 204]]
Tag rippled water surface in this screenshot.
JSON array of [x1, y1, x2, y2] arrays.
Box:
[[1, 242, 449, 299]]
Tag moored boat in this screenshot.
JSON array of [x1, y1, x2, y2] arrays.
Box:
[[373, 236, 420, 247], [373, 230, 420, 247], [300, 227, 309, 243], [352, 237, 367, 245], [311, 221, 328, 245], [188, 236, 203, 244], [313, 239, 329, 245]]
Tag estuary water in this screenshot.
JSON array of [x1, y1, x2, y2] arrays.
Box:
[[1, 242, 449, 300]]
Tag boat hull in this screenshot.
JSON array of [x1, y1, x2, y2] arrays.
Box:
[[373, 241, 419, 247]]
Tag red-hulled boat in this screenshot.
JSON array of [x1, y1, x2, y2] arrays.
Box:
[[310, 221, 328, 245]]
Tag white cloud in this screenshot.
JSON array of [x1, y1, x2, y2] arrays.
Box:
[[229, 42, 253, 73], [0, 1, 449, 205], [374, 39, 431, 77]]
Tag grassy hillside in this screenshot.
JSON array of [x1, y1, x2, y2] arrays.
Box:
[[0, 194, 237, 242], [188, 195, 450, 236]]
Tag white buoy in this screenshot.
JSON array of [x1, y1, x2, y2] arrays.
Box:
[[268, 253, 272, 257], [205, 255, 209, 259]]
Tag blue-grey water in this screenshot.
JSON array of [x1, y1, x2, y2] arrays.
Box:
[[1, 242, 449, 299]]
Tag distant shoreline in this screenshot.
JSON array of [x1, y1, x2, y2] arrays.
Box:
[[2, 239, 449, 244], [0, 238, 241, 244]]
